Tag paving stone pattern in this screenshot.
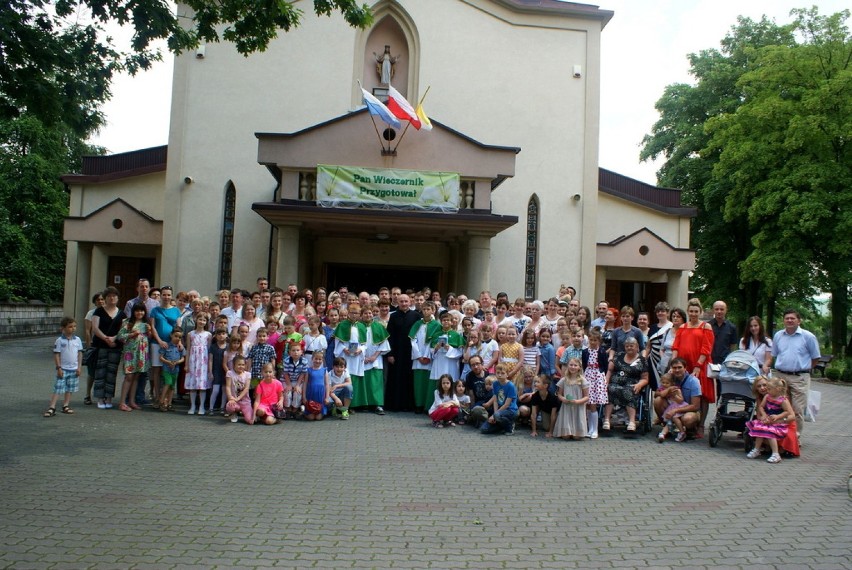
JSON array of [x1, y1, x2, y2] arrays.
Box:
[[1, 336, 850, 569]]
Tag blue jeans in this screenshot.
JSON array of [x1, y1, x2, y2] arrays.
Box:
[[480, 409, 518, 434]]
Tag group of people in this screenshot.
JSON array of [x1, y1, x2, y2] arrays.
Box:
[[46, 279, 822, 462]]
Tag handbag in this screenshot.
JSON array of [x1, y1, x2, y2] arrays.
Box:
[[83, 347, 98, 366], [305, 400, 322, 415]]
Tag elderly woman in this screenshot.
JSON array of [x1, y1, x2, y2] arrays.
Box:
[[602, 337, 649, 433], [91, 286, 124, 409]]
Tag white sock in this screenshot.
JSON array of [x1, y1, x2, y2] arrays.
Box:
[[587, 410, 598, 436]]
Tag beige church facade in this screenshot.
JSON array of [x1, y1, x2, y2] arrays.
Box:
[[62, 0, 696, 318]]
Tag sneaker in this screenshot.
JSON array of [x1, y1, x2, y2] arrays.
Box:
[[97, 402, 107, 409], [223, 412, 230, 418], [590, 432, 599, 439], [626, 421, 636, 432], [230, 416, 238, 423], [432, 421, 442, 428], [675, 432, 687, 443], [332, 407, 340, 418], [658, 432, 666, 443], [207, 409, 216, 416], [374, 406, 385, 415], [746, 448, 761, 459], [187, 408, 196, 415], [340, 409, 350, 420], [198, 408, 206, 416], [504, 426, 515, 436], [104, 402, 113, 409], [767, 453, 781, 463]]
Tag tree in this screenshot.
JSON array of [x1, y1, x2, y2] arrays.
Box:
[[640, 15, 797, 323], [1, 0, 373, 135], [0, 0, 373, 300], [706, 8, 851, 356], [0, 114, 99, 301], [641, 9, 852, 357]]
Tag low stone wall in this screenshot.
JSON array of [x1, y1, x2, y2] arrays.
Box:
[[0, 303, 65, 339]]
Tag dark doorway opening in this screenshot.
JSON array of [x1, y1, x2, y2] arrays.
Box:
[[107, 257, 156, 303], [605, 280, 668, 314], [325, 263, 441, 295]]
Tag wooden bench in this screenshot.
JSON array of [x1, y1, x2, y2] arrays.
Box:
[[812, 355, 833, 376]]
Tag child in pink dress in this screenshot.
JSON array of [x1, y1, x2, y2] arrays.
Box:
[[253, 362, 284, 425], [746, 376, 795, 464]]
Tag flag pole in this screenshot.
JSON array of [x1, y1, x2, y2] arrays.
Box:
[[358, 80, 389, 152], [392, 86, 431, 153], [369, 114, 387, 152]]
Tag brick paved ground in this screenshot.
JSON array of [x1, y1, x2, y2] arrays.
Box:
[[1, 336, 850, 569]]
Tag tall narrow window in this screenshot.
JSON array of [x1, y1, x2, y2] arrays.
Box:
[[524, 196, 539, 299], [219, 182, 236, 289]]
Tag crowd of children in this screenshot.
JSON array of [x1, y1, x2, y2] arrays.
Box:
[[45, 282, 799, 464]]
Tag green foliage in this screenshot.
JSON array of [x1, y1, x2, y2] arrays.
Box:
[[825, 366, 841, 381], [1, 1, 372, 133], [841, 364, 852, 383], [0, 0, 373, 302], [0, 115, 99, 301], [641, 8, 851, 356]]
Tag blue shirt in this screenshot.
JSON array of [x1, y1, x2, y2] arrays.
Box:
[[538, 343, 556, 377], [248, 343, 276, 379], [611, 326, 646, 353], [560, 346, 584, 365], [160, 343, 185, 374], [772, 327, 820, 372], [493, 380, 518, 413], [150, 305, 181, 342], [676, 372, 701, 404]]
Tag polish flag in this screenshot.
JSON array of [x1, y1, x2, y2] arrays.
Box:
[[386, 85, 422, 130]]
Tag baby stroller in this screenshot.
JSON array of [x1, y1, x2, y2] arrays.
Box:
[[708, 350, 761, 449]]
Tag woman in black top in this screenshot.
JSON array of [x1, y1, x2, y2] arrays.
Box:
[[91, 286, 124, 408]]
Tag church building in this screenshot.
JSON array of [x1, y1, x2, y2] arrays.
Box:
[[61, 0, 696, 316]]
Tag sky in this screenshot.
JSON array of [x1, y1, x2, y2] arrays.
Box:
[[89, 0, 849, 185]]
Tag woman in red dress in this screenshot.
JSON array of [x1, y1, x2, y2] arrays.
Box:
[[671, 298, 714, 437]]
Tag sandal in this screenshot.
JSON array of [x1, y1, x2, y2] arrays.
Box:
[[83, 396, 93, 405], [43, 407, 56, 417], [626, 421, 636, 432], [767, 453, 782, 464], [118, 403, 132, 412], [602, 420, 611, 430], [61, 405, 74, 414]]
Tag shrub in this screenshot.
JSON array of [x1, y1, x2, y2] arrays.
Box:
[[825, 367, 841, 381], [841, 367, 852, 384]]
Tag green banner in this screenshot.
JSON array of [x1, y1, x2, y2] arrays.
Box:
[[317, 164, 460, 212]]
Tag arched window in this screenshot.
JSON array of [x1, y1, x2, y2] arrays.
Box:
[[219, 182, 236, 289], [524, 196, 539, 299]]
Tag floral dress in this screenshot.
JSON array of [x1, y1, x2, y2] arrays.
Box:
[[185, 330, 212, 390], [117, 322, 149, 375]]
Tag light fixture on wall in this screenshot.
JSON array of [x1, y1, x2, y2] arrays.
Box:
[[184, 176, 194, 185], [572, 194, 581, 202], [573, 65, 582, 78], [196, 45, 206, 59]]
